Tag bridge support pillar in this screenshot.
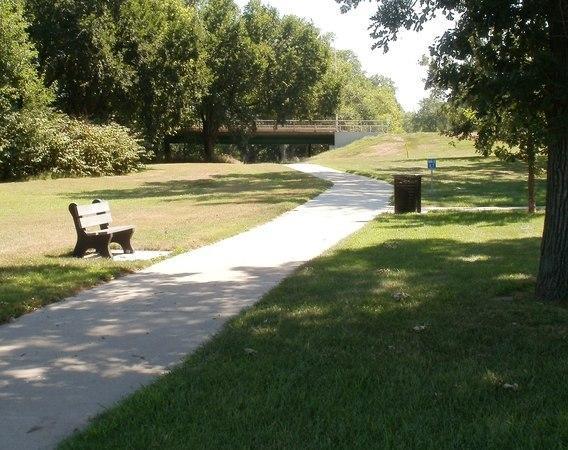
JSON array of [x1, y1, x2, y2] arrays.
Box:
[[279, 144, 289, 163]]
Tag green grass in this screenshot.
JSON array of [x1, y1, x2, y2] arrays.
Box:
[[0, 163, 330, 323], [61, 211, 568, 449], [310, 133, 547, 207]]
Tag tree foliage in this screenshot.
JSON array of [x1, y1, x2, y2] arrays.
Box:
[[197, 0, 263, 160], [335, 50, 403, 132], [405, 92, 449, 133], [24, 0, 128, 118], [195, 0, 343, 161], [22, 0, 347, 161], [0, 0, 51, 113], [0, 0, 144, 181], [119, 0, 207, 147], [25, 0, 207, 148]]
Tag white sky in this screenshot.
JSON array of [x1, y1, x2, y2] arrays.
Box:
[[235, 0, 450, 112]]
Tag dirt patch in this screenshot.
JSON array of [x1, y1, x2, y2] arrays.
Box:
[[366, 136, 405, 157]]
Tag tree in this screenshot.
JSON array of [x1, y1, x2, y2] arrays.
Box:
[[197, 0, 262, 161], [337, 0, 568, 301], [196, 0, 340, 162], [334, 50, 404, 131], [264, 14, 336, 123], [0, 0, 53, 179], [446, 100, 546, 214], [407, 92, 449, 133], [118, 0, 207, 153], [243, 1, 340, 123], [0, 0, 52, 113], [24, 0, 129, 119], [25, 0, 207, 154]]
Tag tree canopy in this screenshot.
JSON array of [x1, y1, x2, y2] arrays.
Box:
[[22, 0, 382, 161], [335, 50, 403, 132], [0, 0, 51, 113], [4, 0, 407, 168]]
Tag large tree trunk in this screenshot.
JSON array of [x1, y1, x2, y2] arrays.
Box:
[[536, 0, 568, 301], [537, 135, 568, 300], [243, 145, 256, 164], [527, 151, 536, 214], [163, 138, 172, 162], [203, 134, 215, 162]]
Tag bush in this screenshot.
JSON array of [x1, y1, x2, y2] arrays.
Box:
[[0, 109, 148, 181], [52, 116, 149, 177]]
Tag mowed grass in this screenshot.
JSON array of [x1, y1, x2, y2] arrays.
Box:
[[0, 163, 330, 323], [310, 132, 547, 207], [61, 211, 568, 449]]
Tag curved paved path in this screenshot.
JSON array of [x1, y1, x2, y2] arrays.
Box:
[[0, 164, 392, 450]]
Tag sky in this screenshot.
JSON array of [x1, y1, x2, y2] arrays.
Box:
[[235, 0, 450, 112]]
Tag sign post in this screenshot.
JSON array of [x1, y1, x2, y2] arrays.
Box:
[[427, 158, 437, 195]]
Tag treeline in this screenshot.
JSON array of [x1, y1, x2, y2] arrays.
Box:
[[404, 93, 449, 133], [1, 0, 404, 180], [335, 50, 403, 131]]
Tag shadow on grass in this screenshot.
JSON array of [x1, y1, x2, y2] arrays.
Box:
[[386, 210, 544, 228], [61, 212, 568, 449], [62, 172, 327, 206], [0, 261, 136, 323], [351, 158, 547, 206]]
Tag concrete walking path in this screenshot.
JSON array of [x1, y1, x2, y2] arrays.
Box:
[[0, 164, 392, 450]]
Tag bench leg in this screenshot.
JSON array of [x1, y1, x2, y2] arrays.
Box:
[[95, 235, 113, 259], [113, 229, 135, 254], [72, 239, 89, 258]]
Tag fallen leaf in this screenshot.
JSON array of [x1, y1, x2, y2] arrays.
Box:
[[393, 292, 410, 301], [244, 348, 258, 356], [503, 383, 519, 391], [413, 325, 428, 332]]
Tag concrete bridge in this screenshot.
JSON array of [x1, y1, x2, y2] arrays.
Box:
[[166, 119, 389, 149]]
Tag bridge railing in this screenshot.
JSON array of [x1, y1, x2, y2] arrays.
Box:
[[254, 120, 390, 133]]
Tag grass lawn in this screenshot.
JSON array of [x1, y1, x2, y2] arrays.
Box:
[[61, 210, 568, 449], [0, 163, 329, 323], [310, 132, 547, 207]]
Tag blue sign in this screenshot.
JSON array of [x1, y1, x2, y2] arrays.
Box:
[[428, 159, 437, 170]]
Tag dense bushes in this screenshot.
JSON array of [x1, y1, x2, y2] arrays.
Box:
[[0, 0, 146, 181], [0, 110, 146, 181]]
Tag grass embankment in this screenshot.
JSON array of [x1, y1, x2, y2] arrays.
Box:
[[0, 163, 330, 323], [310, 133, 547, 207], [62, 210, 568, 449]]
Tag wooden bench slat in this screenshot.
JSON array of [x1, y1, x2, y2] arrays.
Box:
[[79, 212, 113, 229], [76, 201, 110, 216], [86, 225, 134, 236]]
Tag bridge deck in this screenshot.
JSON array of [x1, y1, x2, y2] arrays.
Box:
[[166, 120, 388, 147]]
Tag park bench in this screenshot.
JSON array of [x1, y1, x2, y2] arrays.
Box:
[[69, 199, 135, 259]]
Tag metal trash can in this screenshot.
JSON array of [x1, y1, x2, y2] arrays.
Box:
[[394, 175, 422, 214]]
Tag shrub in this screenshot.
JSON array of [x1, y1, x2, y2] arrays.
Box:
[[0, 109, 148, 181], [51, 116, 148, 177]]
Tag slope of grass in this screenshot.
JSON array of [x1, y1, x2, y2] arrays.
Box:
[[61, 211, 568, 449], [310, 133, 547, 207], [0, 163, 330, 323]]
